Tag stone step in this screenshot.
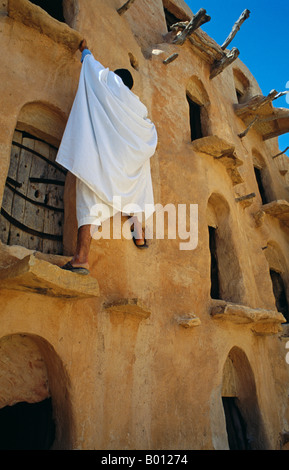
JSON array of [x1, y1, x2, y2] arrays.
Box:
[[0, 254, 99, 299]]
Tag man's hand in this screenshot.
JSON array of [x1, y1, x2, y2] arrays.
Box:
[[79, 39, 88, 52]]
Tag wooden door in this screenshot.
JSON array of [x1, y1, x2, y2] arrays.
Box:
[[0, 130, 66, 254]]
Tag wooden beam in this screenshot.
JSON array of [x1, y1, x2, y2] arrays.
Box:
[[235, 193, 256, 202], [272, 90, 289, 101], [235, 89, 280, 116], [210, 47, 240, 79], [221, 9, 250, 50], [170, 21, 188, 31], [238, 116, 259, 138], [188, 30, 225, 64], [173, 8, 211, 45], [117, 0, 136, 15], [272, 147, 289, 158], [163, 53, 179, 65]]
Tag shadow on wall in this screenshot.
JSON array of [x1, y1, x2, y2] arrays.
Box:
[[0, 333, 74, 450]]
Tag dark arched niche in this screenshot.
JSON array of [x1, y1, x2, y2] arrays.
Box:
[[0, 334, 74, 449], [222, 347, 269, 450]]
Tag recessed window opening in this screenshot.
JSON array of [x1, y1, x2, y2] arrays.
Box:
[[233, 68, 250, 104], [209, 225, 220, 299], [254, 166, 268, 205], [162, 0, 190, 31], [186, 77, 210, 142], [187, 95, 203, 141], [0, 398, 55, 450], [0, 129, 66, 255], [236, 88, 244, 104], [163, 7, 182, 30], [222, 397, 250, 450], [29, 0, 65, 23], [207, 194, 244, 303], [128, 52, 139, 71], [270, 269, 289, 323]]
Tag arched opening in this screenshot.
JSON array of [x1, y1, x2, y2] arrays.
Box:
[[207, 193, 244, 302], [208, 225, 220, 299], [29, 0, 65, 22], [28, 0, 79, 28], [0, 398, 55, 450], [270, 270, 289, 322], [162, 0, 191, 31], [186, 76, 210, 142], [252, 149, 272, 205], [233, 68, 250, 104], [221, 347, 268, 450], [0, 102, 67, 255], [264, 241, 289, 323], [0, 334, 73, 450]]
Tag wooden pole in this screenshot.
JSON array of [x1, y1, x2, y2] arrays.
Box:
[[117, 0, 136, 15], [221, 9, 250, 50], [238, 116, 259, 138], [173, 8, 211, 45], [235, 193, 256, 203], [272, 147, 289, 158], [163, 53, 179, 65], [210, 47, 239, 79]]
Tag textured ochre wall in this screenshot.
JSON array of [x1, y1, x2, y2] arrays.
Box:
[[0, 0, 289, 450]]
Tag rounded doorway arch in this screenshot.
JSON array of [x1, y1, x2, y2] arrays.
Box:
[[0, 333, 74, 450], [221, 346, 269, 450]]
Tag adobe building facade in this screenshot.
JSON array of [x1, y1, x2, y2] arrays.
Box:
[[0, 0, 289, 450]]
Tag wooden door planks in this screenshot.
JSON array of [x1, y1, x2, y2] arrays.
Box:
[[0, 131, 65, 255]]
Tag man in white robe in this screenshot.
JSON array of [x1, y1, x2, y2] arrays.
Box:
[[56, 40, 157, 274]]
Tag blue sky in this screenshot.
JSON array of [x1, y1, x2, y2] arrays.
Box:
[[185, 0, 289, 154]]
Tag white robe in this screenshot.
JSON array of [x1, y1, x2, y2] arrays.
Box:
[[56, 53, 157, 218]]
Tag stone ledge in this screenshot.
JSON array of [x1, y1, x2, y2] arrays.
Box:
[[176, 313, 201, 328], [190, 135, 243, 185], [210, 300, 286, 335], [0, 254, 99, 299], [262, 200, 289, 227], [234, 92, 289, 141], [8, 0, 82, 51], [103, 298, 151, 319]]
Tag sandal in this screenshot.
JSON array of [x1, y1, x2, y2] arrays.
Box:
[[131, 226, 148, 249], [61, 261, 90, 275], [132, 235, 148, 248]]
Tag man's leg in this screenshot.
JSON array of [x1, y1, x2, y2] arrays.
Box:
[[70, 224, 91, 269]]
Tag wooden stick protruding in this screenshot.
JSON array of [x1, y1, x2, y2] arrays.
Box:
[[272, 147, 289, 159], [221, 9, 250, 50], [235, 193, 256, 203], [163, 53, 179, 65], [117, 0, 136, 15], [173, 9, 211, 45], [238, 116, 259, 138], [210, 47, 240, 79], [235, 90, 281, 116]]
